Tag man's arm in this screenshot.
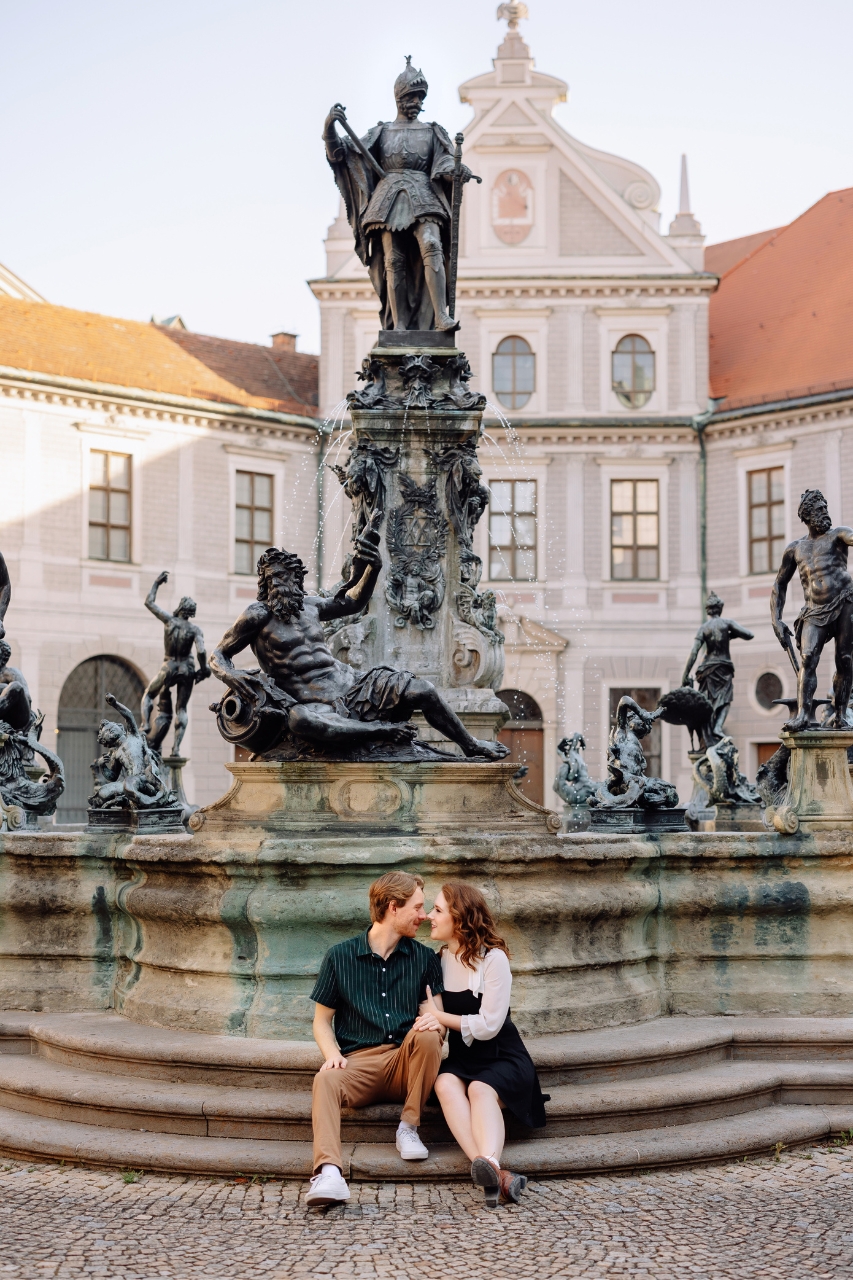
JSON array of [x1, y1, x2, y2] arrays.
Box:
[[836, 527, 853, 546], [145, 572, 173, 625], [313, 1004, 347, 1070], [681, 628, 704, 685], [315, 512, 383, 622], [193, 626, 211, 682], [210, 605, 266, 697], [771, 543, 798, 643], [104, 692, 140, 738]]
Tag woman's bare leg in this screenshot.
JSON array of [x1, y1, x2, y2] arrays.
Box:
[[468, 1080, 506, 1165], [434, 1074, 478, 1162]]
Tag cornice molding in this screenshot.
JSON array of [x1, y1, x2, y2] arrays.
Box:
[[309, 277, 715, 302], [0, 366, 321, 443]]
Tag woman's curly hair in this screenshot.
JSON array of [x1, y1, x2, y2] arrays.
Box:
[[440, 881, 510, 969]]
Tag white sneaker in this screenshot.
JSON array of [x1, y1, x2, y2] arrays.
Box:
[[305, 1168, 350, 1206], [396, 1122, 429, 1161]]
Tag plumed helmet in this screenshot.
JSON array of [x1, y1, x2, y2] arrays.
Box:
[[394, 55, 428, 104]]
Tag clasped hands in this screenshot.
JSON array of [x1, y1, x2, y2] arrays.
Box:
[[412, 986, 449, 1035]]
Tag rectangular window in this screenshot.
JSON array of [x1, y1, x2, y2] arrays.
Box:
[[235, 471, 273, 575], [610, 479, 659, 580], [748, 467, 785, 574], [488, 479, 537, 581], [609, 687, 662, 779], [88, 450, 131, 562]]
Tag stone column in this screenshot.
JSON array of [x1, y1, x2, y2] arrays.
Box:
[[330, 333, 507, 744], [765, 730, 853, 833]]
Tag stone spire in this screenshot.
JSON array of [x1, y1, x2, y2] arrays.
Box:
[[667, 153, 705, 270], [495, 2, 532, 70]]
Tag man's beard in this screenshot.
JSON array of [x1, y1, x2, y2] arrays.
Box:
[[809, 510, 832, 534], [268, 582, 305, 622]]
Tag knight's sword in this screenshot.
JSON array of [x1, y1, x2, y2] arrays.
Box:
[[332, 104, 386, 180], [448, 132, 481, 320]]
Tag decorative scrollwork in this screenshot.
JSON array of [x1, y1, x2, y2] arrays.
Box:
[[331, 438, 400, 539], [385, 474, 447, 630]]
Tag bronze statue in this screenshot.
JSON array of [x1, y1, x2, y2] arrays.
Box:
[[772, 488, 853, 731], [0, 551, 9, 640], [0, 639, 32, 734], [590, 697, 678, 811], [681, 591, 753, 737], [141, 572, 210, 756], [89, 693, 176, 811], [209, 519, 508, 762], [323, 58, 477, 332], [553, 733, 596, 807]]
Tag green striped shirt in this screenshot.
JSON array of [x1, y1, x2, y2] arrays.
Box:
[[310, 930, 444, 1055]]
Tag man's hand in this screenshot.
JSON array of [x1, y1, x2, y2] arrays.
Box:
[[413, 986, 446, 1035], [195, 666, 212, 685], [319, 1053, 347, 1071], [324, 103, 347, 135], [681, 676, 694, 688], [105, 692, 118, 709], [773, 620, 794, 647], [154, 570, 169, 587]]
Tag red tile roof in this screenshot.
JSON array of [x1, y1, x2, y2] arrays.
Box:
[[704, 228, 780, 278], [709, 189, 853, 410], [0, 297, 318, 418]]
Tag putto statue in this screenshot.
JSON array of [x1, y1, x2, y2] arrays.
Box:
[[141, 572, 210, 756], [323, 58, 477, 332], [589, 697, 678, 812], [209, 523, 509, 762], [772, 489, 853, 731], [681, 591, 754, 737], [553, 733, 596, 807], [89, 694, 177, 812]]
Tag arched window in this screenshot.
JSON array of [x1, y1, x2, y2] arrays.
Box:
[[612, 334, 655, 409], [493, 336, 535, 410], [56, 655, 145, 823], [496, 688, 544, 806]]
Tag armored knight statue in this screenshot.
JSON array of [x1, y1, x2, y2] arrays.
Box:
[[324, 57, 475, 332], [89, 693, 176, 811], [141, 572, 211, 755], [209, 520, 509, 762], [772, 488, 853, 731], [553, 733, 596, 807], [681, 591, 754, 737]]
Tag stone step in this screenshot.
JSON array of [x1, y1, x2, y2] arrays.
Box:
[[0, 1102, 850, 1180], [7, 1012, 853, 1089], [4, 1050, 853, 1145]]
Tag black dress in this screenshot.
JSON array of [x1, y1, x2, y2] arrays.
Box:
[[437, 986, 549, 1130]]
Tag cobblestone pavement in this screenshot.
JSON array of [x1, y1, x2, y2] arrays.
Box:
[[1, 1142, 853, 1279]]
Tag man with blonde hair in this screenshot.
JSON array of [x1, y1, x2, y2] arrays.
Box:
[[306, 870, 444, 1206]]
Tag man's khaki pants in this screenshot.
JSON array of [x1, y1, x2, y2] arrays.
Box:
[[312, 1026, 443, 1173]]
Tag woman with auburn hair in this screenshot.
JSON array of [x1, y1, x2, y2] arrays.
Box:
[[414, 881, 548, 1209]]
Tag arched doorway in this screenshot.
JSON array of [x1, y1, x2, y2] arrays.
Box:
[[497, 688, 544, 806], [56, 656, 145, 823]]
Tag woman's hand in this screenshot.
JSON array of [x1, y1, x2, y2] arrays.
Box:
[[413, 986, 460, 1034]]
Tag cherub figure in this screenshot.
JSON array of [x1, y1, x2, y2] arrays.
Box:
[[89, 693, 176, 810]]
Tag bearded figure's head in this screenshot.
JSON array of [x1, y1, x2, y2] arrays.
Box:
[[798, 488, 832, 534], [257, 549, 308, 622], [705, 591, 724, 617]]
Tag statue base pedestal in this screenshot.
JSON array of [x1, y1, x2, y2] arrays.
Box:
[[562, 803, 591, 833], [765, 730, 853, 833], [87, 807, 186, 835], [713, 801, 765, 833], [189, 760, 561, 835], [589, 806, 687, 833], [161, 755, 199, 824]]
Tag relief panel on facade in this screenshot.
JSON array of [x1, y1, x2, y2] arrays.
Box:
[[491, 169, 534, 244]]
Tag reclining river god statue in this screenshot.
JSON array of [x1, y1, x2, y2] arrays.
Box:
[[208, 520, 509, 762]]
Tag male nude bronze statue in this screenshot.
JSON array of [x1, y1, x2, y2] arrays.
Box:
[[324, 57, 475, 332], [141, 572, 210, 756], [210, 521, 508, 761], [681, 591, 753, 738], [771, 488, 853, 731]]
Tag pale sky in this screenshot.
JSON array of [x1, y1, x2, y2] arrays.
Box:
[[1, 0, 851, 354]]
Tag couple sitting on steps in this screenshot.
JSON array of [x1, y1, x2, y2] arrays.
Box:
[[308, 872, 548, 1210]]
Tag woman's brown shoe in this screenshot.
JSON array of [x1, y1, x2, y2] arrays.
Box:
[[471, 1157, 500, 1209], [498, 1170, 528, 1204]]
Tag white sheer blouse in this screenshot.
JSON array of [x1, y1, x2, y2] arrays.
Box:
[[440, 947, 512, 1046]]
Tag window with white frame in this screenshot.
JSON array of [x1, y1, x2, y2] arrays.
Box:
[[489, 479, 537, 581], [610, 479, 659, 580], [493, 336, 535, 410], [88, 450, 131, 562], [748, 467, 785, 574], [612, 334, 655, 410], [235, 471, 273, 575]]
